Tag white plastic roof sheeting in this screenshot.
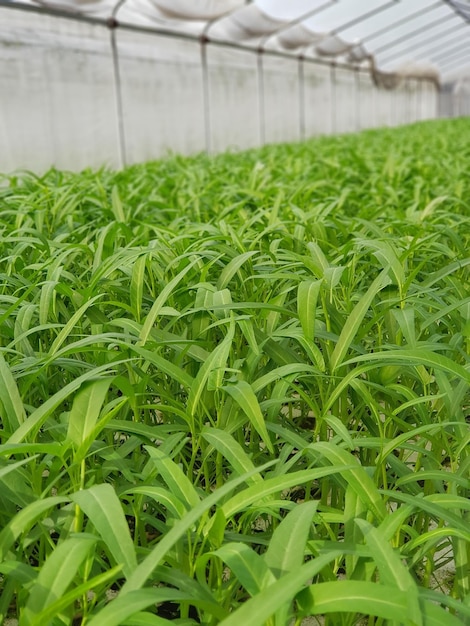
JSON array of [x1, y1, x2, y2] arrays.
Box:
[[4, 0, 468, 79]]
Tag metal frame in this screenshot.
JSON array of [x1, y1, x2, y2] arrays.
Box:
[[332, 0, 400, 36], [432, 42, 470, 63], [379, 20, 466, 65], [0, 0, 448, 80], [373, 11, 457, 55], [253, 1, 338, 146], [438, 48, 470, 70], [110, 0, 129, 167], [361, 2, 443, 44], [442, 0, 470, 23], [0, 0, 358, 71], [443, 51, 470, 74], [0, 0, 451, 164], [382, 22, 468, 65]]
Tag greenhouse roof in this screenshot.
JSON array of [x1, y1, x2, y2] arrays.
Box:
[[2, 0, 470, 80]]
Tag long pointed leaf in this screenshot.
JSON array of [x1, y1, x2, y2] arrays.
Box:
[[72, 484, 137, 578]]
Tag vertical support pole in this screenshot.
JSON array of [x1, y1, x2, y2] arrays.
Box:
[[406, 78, 413, 124], [298, 55, 306, 141], [330, 63, 336, 135], [418, 79, 424, 121], [257, 49, 265, 146], [200, 36, 212, 154], [354, 68, 360, 132], [109, 19, 127, 168], [373, 81, 378, 129]]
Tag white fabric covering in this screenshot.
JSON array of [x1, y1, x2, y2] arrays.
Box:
[[275, 23, 326, 50], [316, 35, 354, 57], [33, 0, 115, 16], [151, 0, 244, 20], [347, 43, 370, 63], [208, 5, 284, 42]]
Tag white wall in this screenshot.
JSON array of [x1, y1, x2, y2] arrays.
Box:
[[0, 9, 121, 172], [0, 7, 439, 173]]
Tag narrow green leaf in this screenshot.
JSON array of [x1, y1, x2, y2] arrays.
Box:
[[381, 491, 470, 535], [126, 486, 187, 519], [217, 250, 257, 290], [0, 443, 63, 457], [0, 561, 37, 585], [66, 378, 111, 448], [145, 446, 200, 509], [201, 427, 263, 484], [297, 279, 322, 342], [223, 381, 273, 454], [22, 536, 98, 626], [72, 484, 137, 578], [9, 360, 127, 444], [221, 466, 352, 518], [121, 460, 276, 594], [310, 442, 387, 520], [218, 551, 342, 626], [355, 519, 422, 626], [329, 270, 390, 372], [211, 543, 275, 595], [123, 613, 181, 626], [48, 293, 104, 357], [32, 566, 122, 626], [130, 345, 194, 389], [111, 185, 126, 223], [392, 307, 416, 346], [0, 496, 69, 561], [187, 322, 234, 416], [0, 455, 39, 481], [139, 259, 198, 345], [297, 580, 411, 622], [343, 348, 470, 383], [87, 589, 199, 626], [0, 351, 26, 431], [130, 254, 147, 322], [264, 500, 318, 577], [238, 318, 260, 356]]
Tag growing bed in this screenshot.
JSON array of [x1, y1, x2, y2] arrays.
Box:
[[0, 119, 469, 625]]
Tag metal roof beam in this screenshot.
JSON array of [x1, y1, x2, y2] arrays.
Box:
[[379, 20, 466, 64], [374, 12, 458, 54], [439, 50, 470, 71], [433, 43, 470, 64], [361, 1, 442, 43], [331, 0, 399, 35], [442, 0, 470, 24]]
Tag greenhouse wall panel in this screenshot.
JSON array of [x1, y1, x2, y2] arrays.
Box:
[[262, 55, 301, 145], [207, 46, 259, 153], [394, 87, 407, 126], [0, 3, 447, 172], [357, 72, 377, 131], [332, 66, 357, 134], [303, 63, 332, 137], [0, 9, 120, 172], [117, 31, 206, 164]]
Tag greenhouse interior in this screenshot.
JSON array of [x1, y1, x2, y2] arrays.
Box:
[[0, 1, 470, 625]]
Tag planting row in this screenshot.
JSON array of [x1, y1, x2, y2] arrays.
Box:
[[0, 119, 469, 625]]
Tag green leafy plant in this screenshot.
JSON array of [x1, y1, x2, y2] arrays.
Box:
[[0, 119, 469, 625]]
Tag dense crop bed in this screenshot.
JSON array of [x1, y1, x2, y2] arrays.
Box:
[[0, 119, 469, 626]]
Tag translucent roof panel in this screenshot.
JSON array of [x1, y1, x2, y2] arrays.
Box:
[[4, 0, 470, 79]]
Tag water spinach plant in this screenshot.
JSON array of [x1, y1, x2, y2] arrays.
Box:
[[0, 119, 469, 625]]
